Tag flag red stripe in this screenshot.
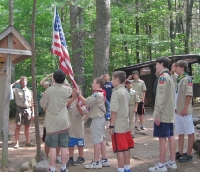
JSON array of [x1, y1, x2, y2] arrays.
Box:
[[51, 8, 78, 89]]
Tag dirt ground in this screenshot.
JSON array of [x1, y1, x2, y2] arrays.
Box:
[[1, 109, 200, 172]]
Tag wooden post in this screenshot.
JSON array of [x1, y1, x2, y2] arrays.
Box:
[[2, 0, 13, 167]]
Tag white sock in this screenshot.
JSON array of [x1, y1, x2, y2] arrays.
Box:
[[169, 160, 175, 164], [118, 168, 124, 172], [124, 165, 130, 170], [159, 163, 164, 167], [61, 164, 66, 170], [49, 166, 56, 172]]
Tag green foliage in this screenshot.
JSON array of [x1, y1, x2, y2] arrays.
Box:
[[0, 0, 200, 99], [192, 64, 200, 83]]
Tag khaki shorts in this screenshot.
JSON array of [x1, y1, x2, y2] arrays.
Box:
[[90, 117, 106, 145], [45, 131, 69, 148], [15, 106, 31, 126]]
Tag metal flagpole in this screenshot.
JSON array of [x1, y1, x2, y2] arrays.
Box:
[[51, 4, 59, 70]]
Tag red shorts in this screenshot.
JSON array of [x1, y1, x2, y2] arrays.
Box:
[[111, 131, 134, 153]]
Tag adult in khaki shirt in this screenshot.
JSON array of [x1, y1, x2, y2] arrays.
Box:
[[148, 57, 177, 172], [127, 70, 147, 130], [11, 76, 34, 149], [174, 60, 194, 162], [125, 80, 140, 137]]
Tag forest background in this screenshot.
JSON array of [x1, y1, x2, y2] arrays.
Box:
[[0, 0, 200, 97]]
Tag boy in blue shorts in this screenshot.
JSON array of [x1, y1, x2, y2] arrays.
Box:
[[109, 71, 134, 172], [148, 57, 177, 172], [67, 89, 88, 166]]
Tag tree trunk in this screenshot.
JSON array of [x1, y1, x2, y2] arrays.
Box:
[[70, 1, 85, 94], [168, 0, 175, 54], [176, 1, 184, 34], [31, 0, 42, 162], [135, 0, 140, 63], [148, 24, 152, 61], [119, 18, 129, 65], [185, 0, 194, 54], [145, 2, 152, 61], [93, 0, 111, 78]]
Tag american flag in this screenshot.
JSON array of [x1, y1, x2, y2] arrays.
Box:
[[51, 7, 78, 89]]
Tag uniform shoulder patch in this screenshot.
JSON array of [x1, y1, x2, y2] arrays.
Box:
[[92, 92, 98, 97], [159, 76, 166, 84], [159, 77, 166, 81], [188, 78, 192, 86]]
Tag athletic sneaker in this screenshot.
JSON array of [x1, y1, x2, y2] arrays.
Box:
[[148, 164, 167, 172], [60, 169, 68, 172], [141, 126, 147, 130], [100, 158, 110, 167], [178, 153, 193, 162], [165, 160, 177, 170], [73, 157, 85, 165], [48, 168, 56, 172], [67, 158, 74, 166], [124, 169, 131, 172], [56, 156, 61, 164], [176, 151, 183, 160], [85, 160, 102, 169]]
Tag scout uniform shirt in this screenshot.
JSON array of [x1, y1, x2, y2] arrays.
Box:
[[153, 70, 175, 123], [40, 83, 72, 134], [110, 84, 130, 133], [85, 91, 105, 118], [131, 79, 147, 102], [171, 73, 178, 90], [68, 100, 88, 138], [128, 88, 140, 106], [13, 87, 33, 108], [176, 76, 193, 115]]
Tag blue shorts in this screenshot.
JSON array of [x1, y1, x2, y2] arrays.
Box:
[[68, 137, 85, 147], [153, 122, 174, 138]]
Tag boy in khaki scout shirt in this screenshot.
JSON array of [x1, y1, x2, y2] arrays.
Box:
[[127, 70, 147, 130], [149, 57, 177, 172], [170, 62, 178, 87], [67, 89, 88, 166], [74, 77, 110, 169], [125, 80, 140, 138], [40, 69, 72, 172], [110, 71, 134, 172], [174, 60, 195, 162]]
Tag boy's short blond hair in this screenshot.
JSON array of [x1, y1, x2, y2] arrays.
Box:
[[175, 60, 188, 72], [112, 71, 126, 84], [95, 77, 105, 88]]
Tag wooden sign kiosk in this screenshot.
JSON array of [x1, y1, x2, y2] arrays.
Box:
[[0, 25, 32, 167]]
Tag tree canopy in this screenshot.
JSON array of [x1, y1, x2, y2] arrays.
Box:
[[0, 0, 200, 95]]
